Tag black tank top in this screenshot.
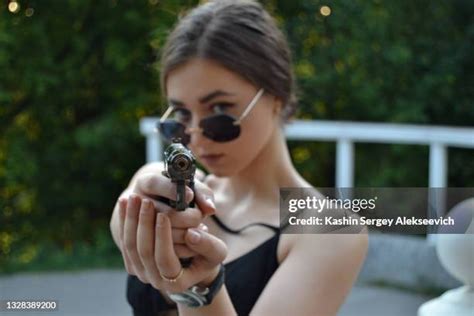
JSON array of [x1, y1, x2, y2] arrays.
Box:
[[126, 214, 284, 316]]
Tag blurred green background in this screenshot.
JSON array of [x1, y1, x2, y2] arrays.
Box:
[[1, 0, 473, 274]]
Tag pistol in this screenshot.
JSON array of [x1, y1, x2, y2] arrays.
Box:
[[159, 139, 197, 267], [161, 140, 196, 210]]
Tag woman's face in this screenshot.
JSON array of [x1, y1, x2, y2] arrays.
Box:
[[165, 58, 281, 177]]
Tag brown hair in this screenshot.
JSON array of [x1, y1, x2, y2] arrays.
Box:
[[159, 0, 297, 122]]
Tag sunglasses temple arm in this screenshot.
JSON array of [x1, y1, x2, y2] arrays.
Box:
[[160, 106, 174, 123], [234, 88, 265, 125]]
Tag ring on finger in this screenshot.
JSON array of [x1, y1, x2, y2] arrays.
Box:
[[160, 267, 184, 283]]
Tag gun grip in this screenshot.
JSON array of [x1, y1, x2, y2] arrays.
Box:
[[188, 180, 195, 208], [160, 171, 195, 211], [171, 181, 195, 267], [174, 180, 196, 211]]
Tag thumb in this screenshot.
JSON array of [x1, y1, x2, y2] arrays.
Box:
[[195, 168, 206, 182], [185, 228, 227, 267], [193, 181, 216, 216]]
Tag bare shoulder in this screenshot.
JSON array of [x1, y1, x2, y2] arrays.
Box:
[[277, 184, 368, 264], [278, 230, 368, 267], [253, 225, 368, 314], [293, 231, 367, 257]]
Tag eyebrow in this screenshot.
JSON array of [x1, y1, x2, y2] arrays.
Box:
[[168, 90, 235, 107]]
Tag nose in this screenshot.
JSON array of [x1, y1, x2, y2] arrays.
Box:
[[185, 119, 209, 149], [185, 126, 203, 134], [184, 116, 203, 135]]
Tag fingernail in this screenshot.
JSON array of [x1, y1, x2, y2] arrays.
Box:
[[142, 199, 150, 209], [129, 194, 139, 204], [199, 223, 208, 232], [205, 197, 215, 209], [188, 229, 201, 244], [157, 213, 165, 227]]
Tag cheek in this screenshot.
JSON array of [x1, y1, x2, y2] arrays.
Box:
[[223, 111, 275, 169]]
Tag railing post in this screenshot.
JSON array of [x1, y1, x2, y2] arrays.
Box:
[[428, 143, 448, 243], [429, 143, 447, 188], [336, 139, 354, 188], [140, 118, 163, 163], [146, 133, 162, 163]]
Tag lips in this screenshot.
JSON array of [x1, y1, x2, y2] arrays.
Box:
[[199, 153, 225, 165]]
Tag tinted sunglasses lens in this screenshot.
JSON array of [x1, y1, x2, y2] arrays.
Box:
[[158, 120, 190, 145], [200, 115, 240, 142]]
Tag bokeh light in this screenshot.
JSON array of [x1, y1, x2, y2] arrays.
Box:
[[25, 8, 34, 17], [320, 5, 331, 17], [8, 1, 20, 13]]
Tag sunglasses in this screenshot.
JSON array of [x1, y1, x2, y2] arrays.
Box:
[[157, 88, 265, 145]]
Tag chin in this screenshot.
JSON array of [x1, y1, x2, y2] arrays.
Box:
[[207, 168, 230, 178], [205, 165, 237, 178]]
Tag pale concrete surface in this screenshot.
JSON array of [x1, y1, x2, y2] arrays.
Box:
[[0, 269, 436, 316], [358, 234, 460, 291], [338, 284, 435, 316], [0, 269, 132, 316]]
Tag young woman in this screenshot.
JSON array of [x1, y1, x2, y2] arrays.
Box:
[[109, 1, 368, 315]]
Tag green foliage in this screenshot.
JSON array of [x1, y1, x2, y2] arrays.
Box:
[[276, 0, 474, 187], [0, 0, 473, 273], [0, 0, 191, 273]]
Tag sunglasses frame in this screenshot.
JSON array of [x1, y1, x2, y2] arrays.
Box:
[[157, 88, 265, 142]]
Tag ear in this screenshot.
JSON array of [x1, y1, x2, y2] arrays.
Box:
[[271, 96, 283, 116]]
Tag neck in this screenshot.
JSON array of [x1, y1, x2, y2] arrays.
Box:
[[222, 126, 307, 203]]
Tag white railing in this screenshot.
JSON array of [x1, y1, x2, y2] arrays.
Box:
[[139, 118, 474, 188]]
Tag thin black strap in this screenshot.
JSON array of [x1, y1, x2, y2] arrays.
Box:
[[211, 214, 280, 235]]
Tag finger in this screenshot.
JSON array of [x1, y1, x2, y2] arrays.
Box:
[[136, 172, 194, 204], [167, 207, 202, 229], [171, 223, 207, 244], [184, 228, 227, 267], [137, 199, 161, 284], [195, 168, 206, 181], [171, 223, 209, 245], [120, 190, 176, 214], [150, 199, 175, 214], [174, 244, 199, 258], [154, 213, 183, 285], [124, 194, 147, 283], [118, 197, 135, 275], [198, 223, 209, 232], [171, 223, 208, 257], [171, 228, 188, 244], [193, 180, 216, 216]]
